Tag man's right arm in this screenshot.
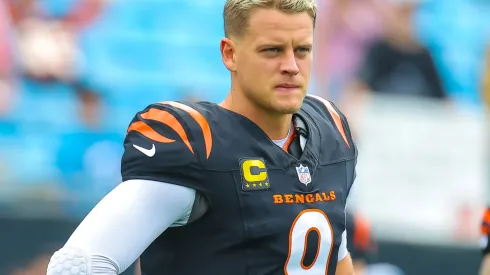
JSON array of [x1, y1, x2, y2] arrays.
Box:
[[47, 102, 209, 275], [46, 180, 196, 275]]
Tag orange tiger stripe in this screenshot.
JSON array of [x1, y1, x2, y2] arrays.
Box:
[[160, 101, 213, 159], [127, 121, 175, 143], [141, 108, 194, 154], [307, 95, 350, 148]]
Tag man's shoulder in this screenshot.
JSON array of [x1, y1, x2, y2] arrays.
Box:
[[126, 101, 220, 158], [121, 101, 218, 184], [121, 101, 241, 187], [302, 94, 354, 149]]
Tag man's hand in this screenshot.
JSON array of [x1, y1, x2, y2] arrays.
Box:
[[336, 253, 355, 275], [480, 255, 490, 275]]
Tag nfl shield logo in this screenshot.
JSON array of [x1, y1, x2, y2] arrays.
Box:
[[295, 164, 311, 185]]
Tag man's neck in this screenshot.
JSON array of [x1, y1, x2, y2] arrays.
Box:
[[220, 93, 292, 140]]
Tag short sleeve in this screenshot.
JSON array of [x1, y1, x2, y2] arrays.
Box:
[[121, 102, 206, 192]]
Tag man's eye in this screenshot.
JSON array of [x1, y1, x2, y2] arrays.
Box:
[[296, 47, 311, 53], [264, 48, 280, 53]]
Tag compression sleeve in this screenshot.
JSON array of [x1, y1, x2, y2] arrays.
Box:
[[47, 179, 196, 275]]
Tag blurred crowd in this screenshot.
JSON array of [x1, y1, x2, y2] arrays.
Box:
[[313, 0, 490, 118], [0, 0, 489, 274]]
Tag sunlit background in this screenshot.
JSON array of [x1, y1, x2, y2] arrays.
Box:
[[0, 0, 488, 274]]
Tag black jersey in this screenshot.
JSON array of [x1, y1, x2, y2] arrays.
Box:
[[121, 96, 357, 275]]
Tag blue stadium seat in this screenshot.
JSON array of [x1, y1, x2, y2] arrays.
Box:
[[10, 81, 79, 133], [4, 133, 60, 184], [5, 0, 233, 190]]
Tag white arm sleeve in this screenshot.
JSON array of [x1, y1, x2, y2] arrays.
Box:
[[48, 179, 196, 275], [337, 230, 349, 261]]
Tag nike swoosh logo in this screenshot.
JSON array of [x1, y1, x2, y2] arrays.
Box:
[[133, 144, 155, 157]]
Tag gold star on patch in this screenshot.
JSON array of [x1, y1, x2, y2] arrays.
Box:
[[259, 183, 262, 187], [265, 183, 269, 187], [246, 184, 250, 188], [253, 183, 257, 187]]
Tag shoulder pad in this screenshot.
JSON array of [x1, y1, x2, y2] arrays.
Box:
[[303, 94, 354, 149], [303, 95, 357, 197], [121, 101, 212, 191]]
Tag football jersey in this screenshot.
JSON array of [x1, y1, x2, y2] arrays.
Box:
[[121, 96, 357, 275]]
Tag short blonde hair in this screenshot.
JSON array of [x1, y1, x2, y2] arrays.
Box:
[[223, 0, 317, 38]]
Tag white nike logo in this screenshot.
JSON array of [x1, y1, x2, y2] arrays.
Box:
[[133, 144, 156, 157]]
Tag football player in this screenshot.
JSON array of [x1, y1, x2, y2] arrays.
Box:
[[480, 207, 490, 275], [46, 0, 357, 274]]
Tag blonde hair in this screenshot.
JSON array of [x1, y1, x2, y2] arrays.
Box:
[[223, 0, 317, 38]]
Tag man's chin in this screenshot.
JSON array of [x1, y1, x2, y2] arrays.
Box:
[[272, 104, 302, 115]]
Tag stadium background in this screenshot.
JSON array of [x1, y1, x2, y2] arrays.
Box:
[[0, 0, 489, 274]]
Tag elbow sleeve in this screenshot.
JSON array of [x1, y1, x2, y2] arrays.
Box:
[[47, 247, 119, 275]]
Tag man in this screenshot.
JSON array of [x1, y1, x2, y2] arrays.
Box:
[[480, 207, 490, 275], [355, 0, 446, 100], [46, 0, 357, 274]]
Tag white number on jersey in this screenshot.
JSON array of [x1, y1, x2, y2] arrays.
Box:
[[284, 209, 334, 274]]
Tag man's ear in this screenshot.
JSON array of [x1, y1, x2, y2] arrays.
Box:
[[220, 38, 237, 72]]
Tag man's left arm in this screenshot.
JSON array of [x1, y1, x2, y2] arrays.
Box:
[[336, 231, 355, 275], [336, 254, 355, 275]]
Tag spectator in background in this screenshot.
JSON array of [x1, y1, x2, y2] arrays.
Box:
[[55, 83, 123, 218], [346, 212, 378, 275], [346, 212, 407, 275], [0, 0, 16, 116], [313, 0, 384, 101], [6, 0, 105, 84], [354, 0, 446, 100]]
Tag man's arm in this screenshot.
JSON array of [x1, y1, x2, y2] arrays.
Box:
[[134, 258, 141, 275], [46, 179, 196, 275], [480, 255, 490, 275], [47, 102, 210, 275], [336, 230, 355, 275], [336, 254, 355, 275]]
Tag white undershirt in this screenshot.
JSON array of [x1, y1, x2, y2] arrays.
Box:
[[59, 125, 349, 274]]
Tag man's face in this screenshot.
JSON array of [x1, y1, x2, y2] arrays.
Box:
[[233, 9, 314, 114]]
